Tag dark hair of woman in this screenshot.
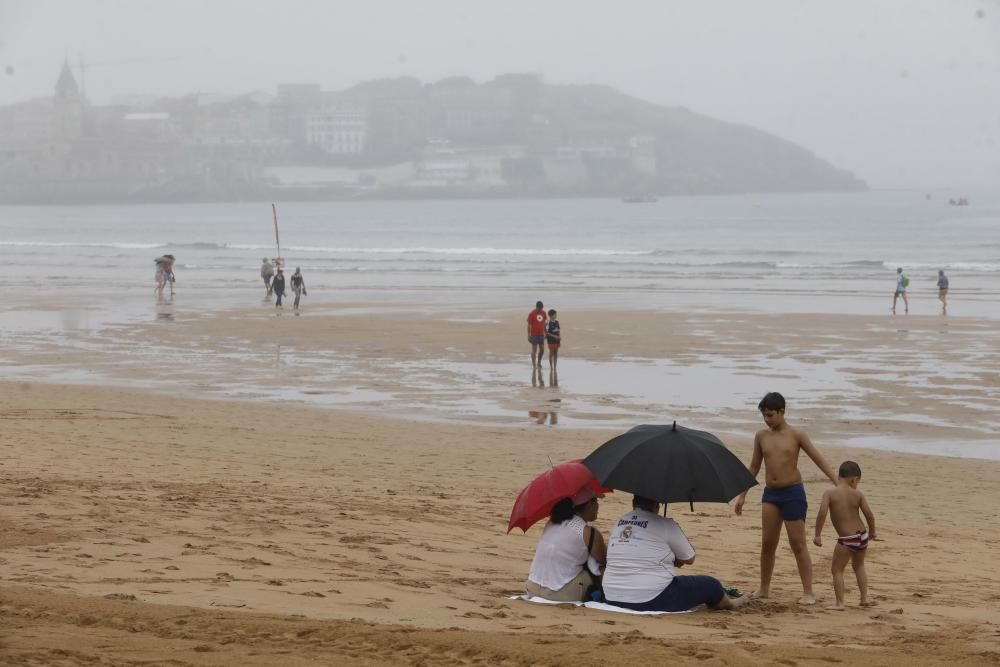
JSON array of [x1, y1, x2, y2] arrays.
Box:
[[550, 497, 575, 524]]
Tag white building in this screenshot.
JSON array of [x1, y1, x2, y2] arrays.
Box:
[[306, 104, 367, 155]]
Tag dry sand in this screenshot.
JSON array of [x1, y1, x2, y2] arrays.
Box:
[[3, 379, 1000, 665]]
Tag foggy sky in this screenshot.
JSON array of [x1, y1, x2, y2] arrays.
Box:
[[1, 0, 998, 190]]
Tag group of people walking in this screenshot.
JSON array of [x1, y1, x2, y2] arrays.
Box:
[[893, 267, 950, 315], [260, 258, 307, 310]]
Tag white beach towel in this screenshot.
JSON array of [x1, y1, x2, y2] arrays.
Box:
[[508, 595, 693, 615]]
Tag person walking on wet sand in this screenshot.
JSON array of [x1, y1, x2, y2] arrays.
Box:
[[814, 460, 877, 610], [291, 267, 307, 311], [527, 301, 547, 368], [937, 269, 949, 314], [892, 267, 909, 315], [272, 269, 286, 308], [545, 309, 561, 372], [734, 392, 838, 605], [261, 258, 275, 296]]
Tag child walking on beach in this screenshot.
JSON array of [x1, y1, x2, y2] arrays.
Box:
[[545, 309, 561, 371], [814, 460, 877, 610], [735, 392, 838, 604]]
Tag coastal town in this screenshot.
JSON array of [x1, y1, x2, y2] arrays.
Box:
[[0, 63, 863, 203]]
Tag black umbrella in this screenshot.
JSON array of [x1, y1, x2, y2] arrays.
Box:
[[583, 422, 757, 510]]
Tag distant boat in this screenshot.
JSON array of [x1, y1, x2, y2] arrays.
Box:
[[948, 197, 970, 207], [621, 194, 657, 203]]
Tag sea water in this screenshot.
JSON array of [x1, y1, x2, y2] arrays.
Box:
[[1, 191, 998, 317]]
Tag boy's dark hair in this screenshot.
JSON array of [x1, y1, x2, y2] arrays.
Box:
[[838, 460, 862, 478], [550, 497, 574, 524], [536, 301, 544, 309], [758, 392, 786, 412], [548, 309, 557, 316]]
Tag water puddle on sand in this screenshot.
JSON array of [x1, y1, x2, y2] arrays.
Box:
[[3, 312, 998, 459]]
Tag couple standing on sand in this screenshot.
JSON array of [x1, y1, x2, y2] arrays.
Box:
[[527, 301, 561, 370], [525, 392, 878, 612]]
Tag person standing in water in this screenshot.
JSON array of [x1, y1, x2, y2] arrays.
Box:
[[154, 255, 176, 299], [291, 267, 307, 311], [891, 267, 909, 315], [261, 258, 275, 296], [937, 269, 949, 314], [272, 269, 286, 309]]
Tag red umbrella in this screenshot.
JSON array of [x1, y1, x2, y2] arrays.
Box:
[[507, 460, 611, 533]]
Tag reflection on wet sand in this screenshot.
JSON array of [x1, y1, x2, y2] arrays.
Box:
[[155, 300, 175, 321], [531, 367, 545, 387], [528, 410, 558, 425]]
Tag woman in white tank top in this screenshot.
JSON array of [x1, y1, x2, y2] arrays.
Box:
[[525, 488, 607, 602]]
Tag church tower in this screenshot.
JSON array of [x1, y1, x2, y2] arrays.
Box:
[[52, 59, 84, 142], [55, 59, 82, 104]]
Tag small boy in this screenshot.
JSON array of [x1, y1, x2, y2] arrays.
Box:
[[545, 309, 561, 371], [735, 392, 838, 604], [814, 460, 877, 610]]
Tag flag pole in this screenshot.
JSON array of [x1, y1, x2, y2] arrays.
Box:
[[272, 203, 281, 267]]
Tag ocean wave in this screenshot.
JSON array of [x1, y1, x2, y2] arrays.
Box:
[[228, 244, 655, 256], [884, 261, 999, 272], [0, 241, 166, 249]]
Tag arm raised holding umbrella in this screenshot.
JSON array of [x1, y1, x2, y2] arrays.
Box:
[[523, 489, 607, 603], [602, 495, 751, 612], [582, 421, 758, 612]]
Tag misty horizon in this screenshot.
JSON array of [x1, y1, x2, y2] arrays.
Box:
[[2, 0, 999, 190]]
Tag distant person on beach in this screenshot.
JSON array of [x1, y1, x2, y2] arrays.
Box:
[[892, 267, 909, 315], [525, 489, 606, 602], [603, 495, 751, 612], [937, 269, 949, 314], [291, 267, 307, 311], [734, 392, 838, 605], [154, 255, 176, 299], [261, 258, 274, 296], [527, 301, 547, 369], [272, 269, 286, 308], [814, 460, 877, 610], [545, 309, 561, 371]]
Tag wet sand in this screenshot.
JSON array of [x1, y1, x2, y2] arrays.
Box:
[[3, 380, 1000, 665], [2, 303, 998, 457]]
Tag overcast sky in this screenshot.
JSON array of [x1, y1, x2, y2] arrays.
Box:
[[1, 0, 998, 189]]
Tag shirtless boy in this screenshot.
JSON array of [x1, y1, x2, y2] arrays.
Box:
[[814, 460, 877, 610], [735, 392, 838, 604]]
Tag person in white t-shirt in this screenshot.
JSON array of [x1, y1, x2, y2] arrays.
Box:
[[525, 488, 607, 602], [603, 496, 751, 612]]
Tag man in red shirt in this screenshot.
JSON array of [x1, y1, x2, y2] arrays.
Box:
[[527, 300, 548, 369]]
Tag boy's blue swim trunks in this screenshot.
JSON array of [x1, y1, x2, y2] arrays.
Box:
[[762, 483, 807, 521]]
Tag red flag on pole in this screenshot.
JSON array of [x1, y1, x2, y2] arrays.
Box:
[[272, 203, 280, 254]]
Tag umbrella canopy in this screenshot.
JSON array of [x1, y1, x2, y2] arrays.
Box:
[[508, 460, 611, 533], [583, 422, 756, 509]]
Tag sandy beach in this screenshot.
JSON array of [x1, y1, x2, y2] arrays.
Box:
[[3, 316, 1000, 666]]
